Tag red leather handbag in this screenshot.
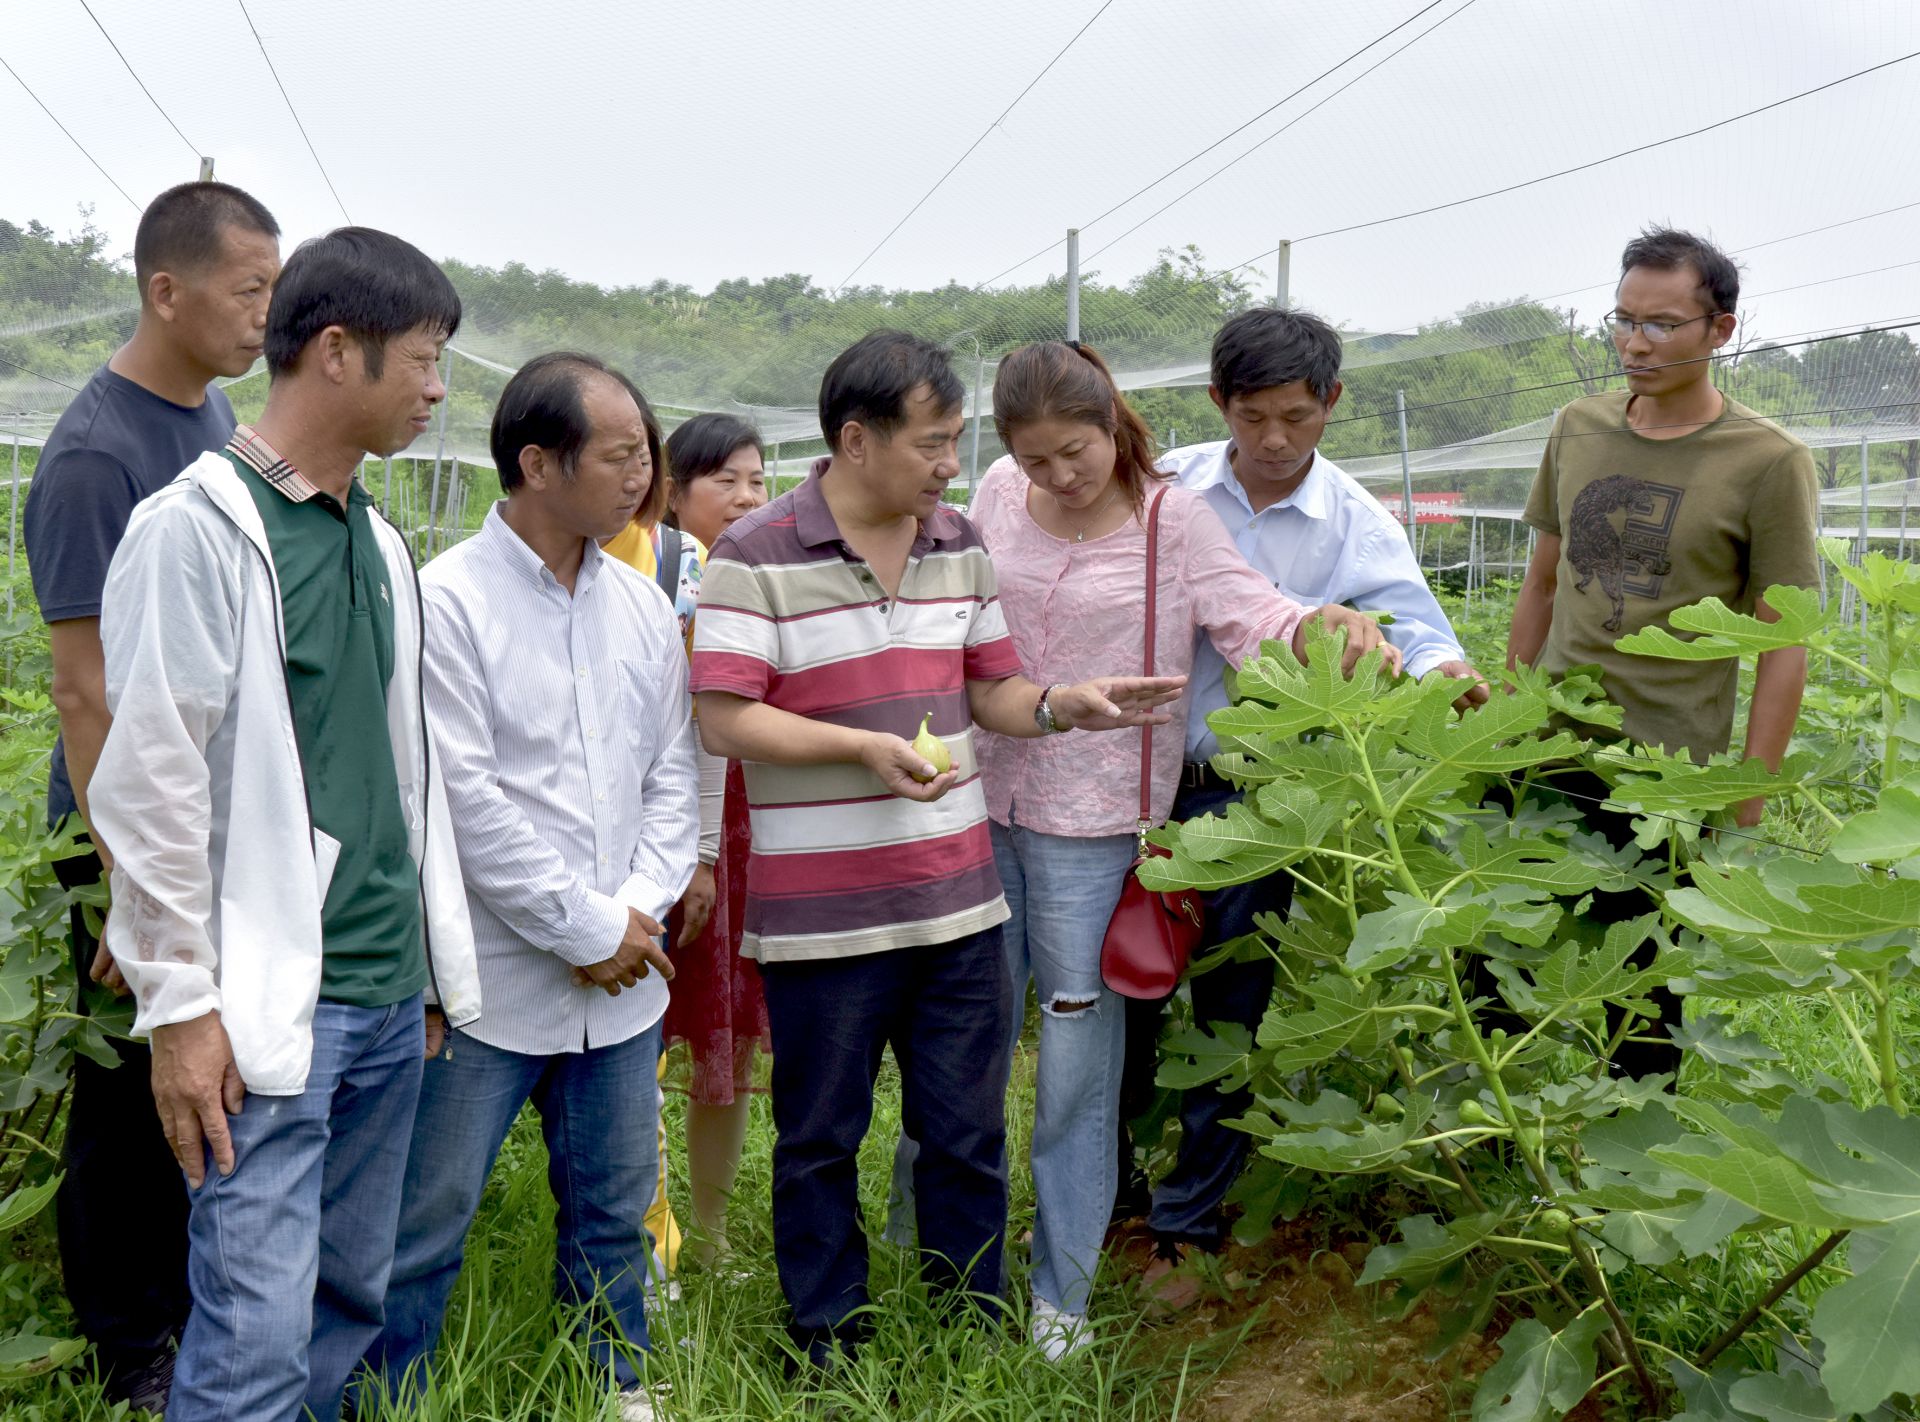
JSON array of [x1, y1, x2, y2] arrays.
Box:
[[1100, 487, 1205, 1000]]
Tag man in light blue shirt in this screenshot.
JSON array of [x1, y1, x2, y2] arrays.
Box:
[[1134, 308, 1485, 1309]]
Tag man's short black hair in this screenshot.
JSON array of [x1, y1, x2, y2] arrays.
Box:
[[491, 351, 652, 495], [132, 181, 279, 292], [818, 329, 963, 453], [264, 226, 462, 379], [1620, 226, 1740, 315], [1210, 308, 1343, 405]]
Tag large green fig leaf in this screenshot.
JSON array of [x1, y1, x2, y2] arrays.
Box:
[[1471, 1305, 1609, 1422], [1614, 584, 1827, 661]]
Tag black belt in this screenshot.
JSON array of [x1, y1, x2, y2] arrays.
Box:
[[1179, 761, 1234, 792]]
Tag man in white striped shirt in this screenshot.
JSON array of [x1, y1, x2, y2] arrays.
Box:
[[366, 354, 698, 1421]]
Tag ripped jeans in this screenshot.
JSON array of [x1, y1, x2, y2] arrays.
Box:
[[893, 819, 1135, 1317]]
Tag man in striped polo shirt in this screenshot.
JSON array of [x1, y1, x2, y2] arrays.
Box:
[[692, 329, 1182, 1369]]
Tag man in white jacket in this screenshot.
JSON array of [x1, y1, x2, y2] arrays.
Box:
[[366, 353, 698, 1422], [89, 227, 481, 1422]]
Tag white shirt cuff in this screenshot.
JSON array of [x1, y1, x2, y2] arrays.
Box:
[[614, 871, 677, 929], [553, 890, 631, 968]]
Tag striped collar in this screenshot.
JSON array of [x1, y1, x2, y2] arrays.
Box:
[[797, 456, 965, 554], [226, 424, 323, 503]]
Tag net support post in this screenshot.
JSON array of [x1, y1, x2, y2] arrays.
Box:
[[1396, 389, 1415, 536], [1065, 228, 1080, 343], [1860, 434, 1872, 631], [968, 347, 985, 494]]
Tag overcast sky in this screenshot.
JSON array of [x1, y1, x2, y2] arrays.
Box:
[[6, 0, 1920, 346]]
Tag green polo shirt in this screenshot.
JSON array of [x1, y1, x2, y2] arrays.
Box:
[[226, 441, 426, 1007]]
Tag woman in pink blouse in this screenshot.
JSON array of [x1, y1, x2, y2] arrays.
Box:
[[968, 341, 1396, 1359]]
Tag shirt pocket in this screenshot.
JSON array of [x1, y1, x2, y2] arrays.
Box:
[[617, 658, 674, 765]]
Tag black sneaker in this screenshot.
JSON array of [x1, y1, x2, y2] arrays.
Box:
[[106, 1348, 175, 1416]]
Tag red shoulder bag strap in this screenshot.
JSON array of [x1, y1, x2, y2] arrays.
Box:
[[1136, 487, 1164, 852]]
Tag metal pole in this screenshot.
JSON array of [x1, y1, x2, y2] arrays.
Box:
[[1065, 229, 1080, 343], [426, 349, 455, 555], [1466, 516, 1479, 614], [968, 348, 984, 495], [1275, 239, 1291, 309], [1395, 390, 1415, 535], [1859, 435, 1872, 562], [1860, 435, 1872, 631], [1900, 481, 1909, 561], [7, 425, 18, 621]]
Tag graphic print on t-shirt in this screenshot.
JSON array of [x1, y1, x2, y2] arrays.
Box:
[[1565, 474, 1681, 631]]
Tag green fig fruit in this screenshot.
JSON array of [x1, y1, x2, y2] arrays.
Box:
[[910, 713, 952, 782]]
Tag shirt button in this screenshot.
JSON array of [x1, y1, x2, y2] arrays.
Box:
[[587, 729, 597, 739], [600, 854, 609, 865], [596, 792, 605, 802]]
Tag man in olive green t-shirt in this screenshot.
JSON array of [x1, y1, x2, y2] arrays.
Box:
[[1506, 226, 1817, 1081], [1510, 226, 1818, 803]]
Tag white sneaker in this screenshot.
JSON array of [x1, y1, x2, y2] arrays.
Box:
[[618, 1381, 669, 1421], [1030, 1297, 1091, 1362]]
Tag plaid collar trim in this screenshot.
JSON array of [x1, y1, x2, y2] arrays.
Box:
[[226, 425, 322, 503]]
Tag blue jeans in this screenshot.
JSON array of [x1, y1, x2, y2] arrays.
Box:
[[1141, 778, 1293, 1250], [998, 821, 1136, 1315], [167, 995, 425, 1422], [368, 1022, 663, 1393], [888, 822, 1135, 1316], [760, 929, 1011, 1363]]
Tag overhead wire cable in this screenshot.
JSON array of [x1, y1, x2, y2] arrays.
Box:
[[1222, 48, 1920, 267], [1343, 198, 1920, 341], [1082, 0, 1479, 265], [1322, 317, 1920, 429], [1745, 258, 1920, 301], [971, 0, 1456, 289], [0, 353, 85, 392], [1732, 198, 1920, 258], [0, 54, 139, 211], [832, 0, 1114, 293], [1364, 400, 1920, 465], [234, 0, 351, 222], [77, 0, 199, 159]]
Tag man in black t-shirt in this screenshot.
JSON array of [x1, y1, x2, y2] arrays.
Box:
[[21, 180, 279, 1412]]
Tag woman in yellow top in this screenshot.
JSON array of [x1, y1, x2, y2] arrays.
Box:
[[602, 426, 706, 645]]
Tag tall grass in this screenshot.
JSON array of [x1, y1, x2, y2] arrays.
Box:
[[6, 1043, 1248, 1421]]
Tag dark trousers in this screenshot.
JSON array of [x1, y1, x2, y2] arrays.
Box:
[[1517, 766, 1685, 1081], [54, 844, 192, 1376], [760, 928, 1012, 1361], [1122, 778, 1294, 1253]]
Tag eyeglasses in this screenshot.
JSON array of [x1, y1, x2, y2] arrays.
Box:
[[1603, 311, 1723, 344]]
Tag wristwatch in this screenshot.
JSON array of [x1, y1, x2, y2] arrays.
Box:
[[1034, 683, 1069, 735]]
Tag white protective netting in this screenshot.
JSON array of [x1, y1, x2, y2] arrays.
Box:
[[7, 0, 1920, 564]]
